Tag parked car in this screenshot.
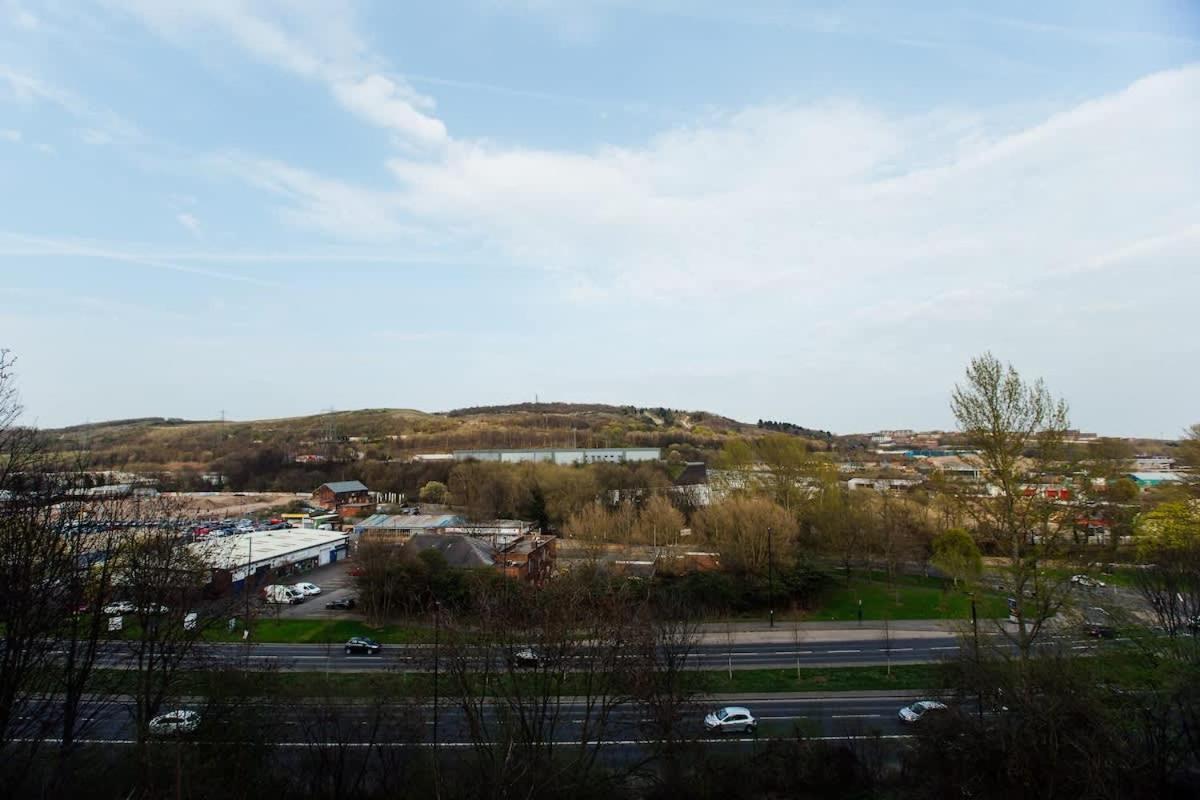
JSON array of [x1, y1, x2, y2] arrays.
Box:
[[293, 582, 321, 596], [148, 709, 200, 736], [325, 597, 356, 610], [898, 700, 948, 723], [344, 637, 381, 655], [102, 600, 135, 616], [509, 647, 541, 668], [704, 706, 758, 734], [348, 566, 365, 577], [1071, 574, 1106, 588]]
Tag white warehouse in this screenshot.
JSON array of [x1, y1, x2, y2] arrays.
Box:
[[193, 529, 349, 584], [453, 447, 661, 465]]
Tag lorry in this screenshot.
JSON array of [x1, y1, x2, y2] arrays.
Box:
[[261, 584, 305, 605]]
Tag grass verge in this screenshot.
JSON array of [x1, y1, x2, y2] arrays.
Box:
[[813, 572, 1009, 622]]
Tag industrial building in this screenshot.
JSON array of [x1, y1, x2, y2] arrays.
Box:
[[453, 447, 661, 465], [194, 528, 349, 586], [352, 513, 465, 540]]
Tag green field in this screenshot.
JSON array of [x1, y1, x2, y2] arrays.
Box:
[[210, 618, 433, 645], [813, 572, 1009, 622], [87, 664, 939, 699]]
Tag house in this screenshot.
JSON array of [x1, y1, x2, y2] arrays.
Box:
[[313, 480, 371, 514], [496, 535, 556, 585], [403, 532, 556, 584], [920, 455, 984, 480]]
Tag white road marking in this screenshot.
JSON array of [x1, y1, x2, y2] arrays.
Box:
[[930, 646, 959, 651], [827, 649, 861, 654]]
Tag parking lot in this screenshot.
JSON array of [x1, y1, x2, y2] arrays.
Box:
[[268, 558, 361, 619]]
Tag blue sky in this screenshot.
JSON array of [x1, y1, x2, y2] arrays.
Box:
[[1, 1, 1198, 437]]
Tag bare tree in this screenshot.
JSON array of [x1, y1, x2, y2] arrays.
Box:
[[439, 571, 653, 797]]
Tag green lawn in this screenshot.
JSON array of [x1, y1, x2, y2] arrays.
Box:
[[814, 572, 1009, 622], [689, 664, 936, 694], [85, 664, 939, 699]]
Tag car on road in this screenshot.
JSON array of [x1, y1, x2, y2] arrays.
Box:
[[293, 582, 321, 596], [103, 601, 135, 615], [348, 566, 365, 577], [704, 706, 758, 735], [1082, 607, 1116, 638], [344, 636, 381, 655], [1071, 574, 1106, 588], [325, 597, 356, 610], [509, 647, 541, 668], [148, 709, 200, 736], [898, 700, 948, 723]]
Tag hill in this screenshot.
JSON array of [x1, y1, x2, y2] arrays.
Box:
[[43, 403, 829, 477]]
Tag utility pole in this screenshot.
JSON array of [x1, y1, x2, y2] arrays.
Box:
[[767, 526, 775, 628]]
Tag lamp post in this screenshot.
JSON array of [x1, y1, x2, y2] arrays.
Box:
[[767, 526, 775, 628], [432, 600, 441, 752], [970, 592, 982, 721]]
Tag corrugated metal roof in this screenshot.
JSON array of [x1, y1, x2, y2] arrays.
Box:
[[353, 514, 463, 532], [320, 480, 368, 494]]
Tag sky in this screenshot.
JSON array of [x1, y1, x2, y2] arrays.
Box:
[[0, 1, 1198, 438]]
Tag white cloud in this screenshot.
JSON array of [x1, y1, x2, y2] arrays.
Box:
[[371, 64, 1200, 313], [0, 127, 19, 141], [331, 74, 446, 147], [175, 212, 201, 235], [0, 65, 143, 144], [213, 153, 419, 242], [106, 0, 445, 148]]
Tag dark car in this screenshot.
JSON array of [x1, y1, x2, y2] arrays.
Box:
[[326, 597, 357, 610], [344, 636, 381, 655]]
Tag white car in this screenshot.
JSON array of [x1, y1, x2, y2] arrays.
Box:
[[148, 709, 200, 736], [899, 700, 948, 723], [293, 582, 321, 596], [704, 706, 758, 734], [1071, 574, 1106, 588], [102, 601, 135, 615]]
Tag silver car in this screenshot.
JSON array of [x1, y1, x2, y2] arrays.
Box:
[[704, 706, 758, 734], [898, 700, 947, 723], [148, 709, 200, 736]]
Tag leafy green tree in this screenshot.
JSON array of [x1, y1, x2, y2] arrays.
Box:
[[417, 480, 447, 504], [930, 527, 983, 588]]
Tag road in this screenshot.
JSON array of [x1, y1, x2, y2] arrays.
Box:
[[21, 691, 925, 750], [87, 636, 963, 672], [85, 631, 1122, 673]]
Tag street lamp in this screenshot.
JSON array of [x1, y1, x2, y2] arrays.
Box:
[[432, 600, 441, 752], [970, 592, 982, 721], [767, 526, 775, 628]]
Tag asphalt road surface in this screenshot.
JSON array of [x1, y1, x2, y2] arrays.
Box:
[[19, 692, 926, 749], [87, 632, 1118, 672]]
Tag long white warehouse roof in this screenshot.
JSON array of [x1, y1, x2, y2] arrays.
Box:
[[192, 529, 347, 571]]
